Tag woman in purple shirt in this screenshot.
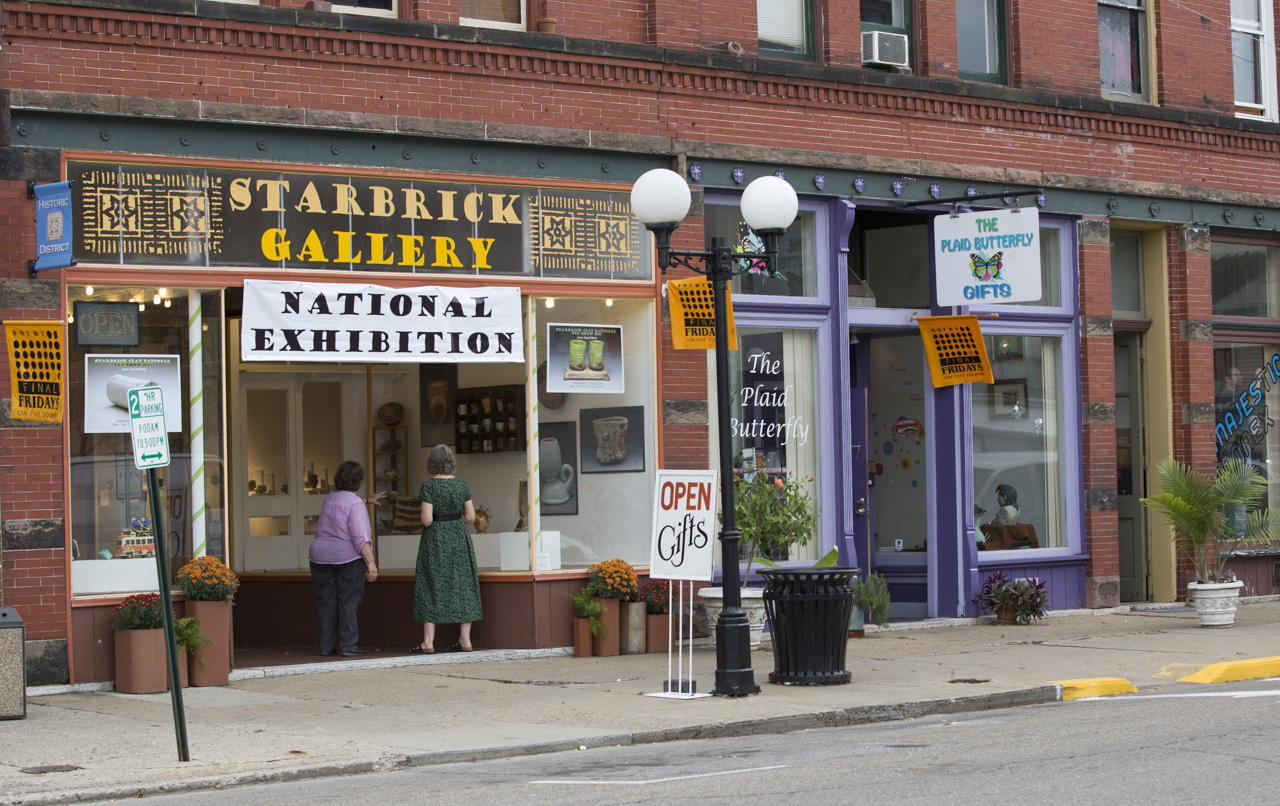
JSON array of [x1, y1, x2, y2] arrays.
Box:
[[309, 460, 384, 657]]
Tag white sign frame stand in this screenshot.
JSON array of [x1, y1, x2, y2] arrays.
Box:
[[645, 580, 710, 699]]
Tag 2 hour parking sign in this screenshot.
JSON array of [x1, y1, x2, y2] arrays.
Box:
[[129, 387, 171, 469]]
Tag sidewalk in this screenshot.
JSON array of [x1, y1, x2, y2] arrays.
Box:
[[5, 600, 1280, 806]]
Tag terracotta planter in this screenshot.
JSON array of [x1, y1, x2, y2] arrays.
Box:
[[573, 618, 593, 657], [646, 613, 671, 653], [619, 601, 647, 654], [115, 628, 167, 694], [993, 604, 1017, 625], [535, 17, 557, 33], [591, 597, 621, 657], [187, 599, 232, 686]]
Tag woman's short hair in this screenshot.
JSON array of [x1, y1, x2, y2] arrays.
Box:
[[334, 460, 364, 493], [427, 444, 457, 476], [996, 483, 1018, 507]]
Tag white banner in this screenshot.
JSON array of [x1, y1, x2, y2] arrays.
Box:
[[649, 469, 718, 581], [241, 280, 524, 363], [933, 207, 1041, 306]]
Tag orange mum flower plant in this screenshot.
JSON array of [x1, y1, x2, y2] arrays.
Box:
[[176, 555, 240, 602], [587, 558, 638, 600]]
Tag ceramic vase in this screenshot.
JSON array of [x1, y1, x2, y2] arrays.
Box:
[[697, 587, 767, 648], [187, 599, 232, 686], [619, 601, 647, 655], [539, 438, 574, 505], [115, 628, 167, 694], [591, 597, 621, 657], [573, 618, 593, 658], [592, 416, 629, 465], [646, 613, 672, 653], [1188, 579, 1245, 627]]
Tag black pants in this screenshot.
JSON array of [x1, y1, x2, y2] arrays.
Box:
[[310, 559, 366, 654]]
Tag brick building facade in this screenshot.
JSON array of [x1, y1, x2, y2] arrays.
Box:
[[3, 0, 1279, 684]]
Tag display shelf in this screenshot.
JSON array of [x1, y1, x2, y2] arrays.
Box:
[[371, 424, 407, 497], [453, 385, 524, 455]]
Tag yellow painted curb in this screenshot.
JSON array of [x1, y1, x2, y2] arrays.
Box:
[[1177, 656, 1280, 684], [1048, 678, 1139, 700]]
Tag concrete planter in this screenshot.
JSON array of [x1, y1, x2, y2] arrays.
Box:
[[619, 601, 647, 655], [1188, 580, 1244, 627], [697, 587, 766, 649]]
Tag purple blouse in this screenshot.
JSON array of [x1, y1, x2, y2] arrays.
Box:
[[308, 490, 371, 566]]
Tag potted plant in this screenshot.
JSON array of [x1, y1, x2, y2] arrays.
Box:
[[1140, 457, 1280, 626], [112, 593, 169, 694], [586, 558, 637, 657], [705, 472, 820, 649], [568, 586, 603, 658], [175, 616, 212, 680], [639, 578, 672, 653], [851, 572, 892, 633], [176, 555, 240, 686], [972, 571, 1049, 625]]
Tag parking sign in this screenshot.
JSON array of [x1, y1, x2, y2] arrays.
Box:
[[129, 387, 171, 469]]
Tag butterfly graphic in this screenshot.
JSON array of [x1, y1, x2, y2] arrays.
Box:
[[969, 251, 1004, 281]]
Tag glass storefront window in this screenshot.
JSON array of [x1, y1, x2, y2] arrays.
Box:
[[1213, 343, 1280, 508], [705, 200, 819, 297], [1212, 242, 1280, 317], [869, 335, 930, 553], [68, 287, 227, 595], [534, 297, 656, 567], [971, 335, 1066, 549], [712, 326, 822, 564]]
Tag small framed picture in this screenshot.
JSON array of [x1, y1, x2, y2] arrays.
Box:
[[994, 335, 1022, 358], [989, 380, 1028, 417]]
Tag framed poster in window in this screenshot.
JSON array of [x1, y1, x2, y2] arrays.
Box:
[[989, 380, 1028, 417]]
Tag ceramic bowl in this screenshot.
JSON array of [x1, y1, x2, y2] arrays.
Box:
[[378, 402, 405, 426]]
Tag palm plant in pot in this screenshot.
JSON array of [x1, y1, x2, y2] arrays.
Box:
[[703, 472, 821, 649], [1140, 458, 1280, 627]]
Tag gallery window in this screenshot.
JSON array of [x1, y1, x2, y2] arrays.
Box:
[[972, 335, 1068, 550], [1231, 0, 1279, 121], [758, 0, 815, 59], [958, 0, 1007, 84], [1099, 0, 1148, 101], [68, 287, 228, 595]]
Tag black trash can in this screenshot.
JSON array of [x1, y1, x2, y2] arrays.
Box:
[[760, 567, 858, 685]]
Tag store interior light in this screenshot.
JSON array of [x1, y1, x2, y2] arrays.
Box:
[[67, 314, 74, 324], [159, 287, 167, 297], [85, 286, 94, 296], [546, 298, 555, 308], [153, 293, 161, 305], [138, 302, 145, 311], [605, 298, 613, 307], [164, 299, 172, 308]]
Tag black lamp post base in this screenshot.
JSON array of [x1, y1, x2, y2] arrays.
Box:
[[712, 618, 759, 696]]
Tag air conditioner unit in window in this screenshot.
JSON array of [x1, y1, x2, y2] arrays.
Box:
[[862, 31, 909, 68]]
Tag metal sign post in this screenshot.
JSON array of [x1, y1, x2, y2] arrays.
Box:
[[128, 387, 190, 762]]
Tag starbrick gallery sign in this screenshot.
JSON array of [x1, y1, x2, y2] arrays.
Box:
[[65, 161, 653, 280]]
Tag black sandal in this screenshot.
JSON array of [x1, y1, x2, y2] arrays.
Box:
[[409, 643, 434, 655], [447, 642, 474, 653]]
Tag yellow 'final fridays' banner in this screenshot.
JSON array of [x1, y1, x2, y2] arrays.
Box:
[[4, 320, 64, 422], [667, 276, 737, 350], [916, 315, 994, 387]]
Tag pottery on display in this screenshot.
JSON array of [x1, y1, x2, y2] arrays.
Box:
[[593, 416, 629, 465], [427, 380, 449, 427], [539, 437, 574, 505], [378, 402, 405, 426]]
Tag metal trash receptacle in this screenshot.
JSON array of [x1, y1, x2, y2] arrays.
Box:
[[0, 608, 26, 719]]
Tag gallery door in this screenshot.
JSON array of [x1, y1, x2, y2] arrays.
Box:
[[853, 332, 932, 617], [235, 374, 364, 572], [1116, 334, 1148, 602]]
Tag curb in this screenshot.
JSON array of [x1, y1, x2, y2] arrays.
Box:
[[1, 686, 1061, 806], [1178, 655, 1280, 684], [1047, 677, 1138, 700]]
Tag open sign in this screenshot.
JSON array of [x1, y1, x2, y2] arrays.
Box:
[[650, 470, 718, 581]]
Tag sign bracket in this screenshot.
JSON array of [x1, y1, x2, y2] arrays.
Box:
[[895, 188, 1044, 209]]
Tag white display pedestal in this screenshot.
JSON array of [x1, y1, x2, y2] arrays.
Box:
[[496, 531, 561, 571]]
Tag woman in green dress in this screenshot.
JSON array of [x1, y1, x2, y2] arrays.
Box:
[[411, 444, 482, 654]]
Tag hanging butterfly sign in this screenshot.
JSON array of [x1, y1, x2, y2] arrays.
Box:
[[933, 207, 1041, 306]]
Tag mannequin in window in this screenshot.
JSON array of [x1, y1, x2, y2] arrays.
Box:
[[988, 484, 1020, 526]]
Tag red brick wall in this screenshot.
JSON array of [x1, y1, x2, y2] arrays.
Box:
[[1, 550, 66, 640], [1153, 0, 1234, 114], [917, 0, 958, 79], [1010, 0, 1099, 94]]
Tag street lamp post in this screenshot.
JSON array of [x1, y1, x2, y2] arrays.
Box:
[[630, 169, 798, 697]]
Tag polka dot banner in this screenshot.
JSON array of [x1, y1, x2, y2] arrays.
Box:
[[667, 276, 737, 351], [915, 315, 994, 388], [4, 320, 65, 422]]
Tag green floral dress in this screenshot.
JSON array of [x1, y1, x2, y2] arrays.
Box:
[[413, 477, 483, 624]]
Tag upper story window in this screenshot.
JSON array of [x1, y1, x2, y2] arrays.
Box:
[[957, 0, 1007, 83], [1099, 0, 1148, 101], [1213, 240, 1280, 318], [1232, 0, 1279, 121], [758, 0, 815, 60], [329, 0, 396, 17], [460, 0, 525, 29], [861, 0, 913, 69]]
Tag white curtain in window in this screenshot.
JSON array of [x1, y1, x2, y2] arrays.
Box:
[[758, 0, 806, 50], [783, 329, 820, 562]]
